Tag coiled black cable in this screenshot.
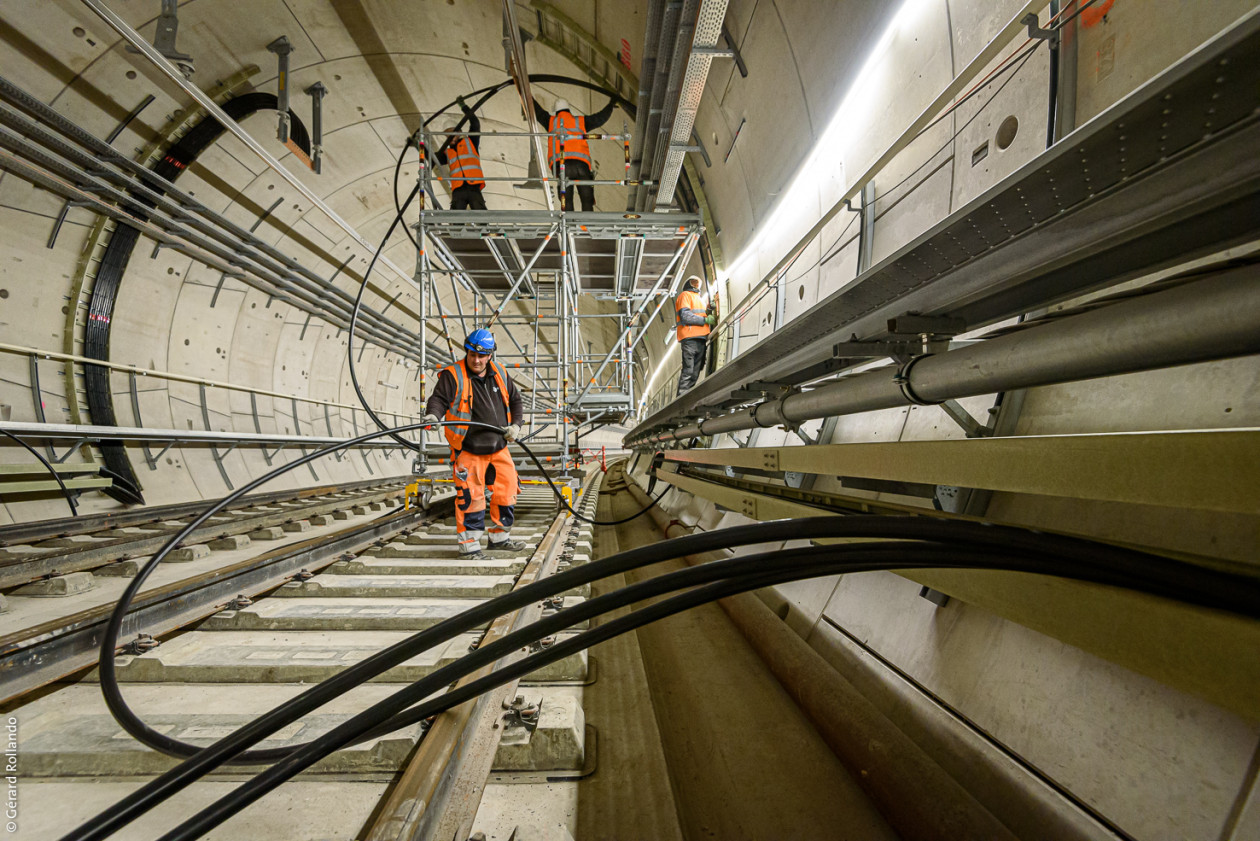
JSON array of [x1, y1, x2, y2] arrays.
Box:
[[75, 527, 1260, 841], [89, 415, 648, 788], [73, 446, 1260, 841]]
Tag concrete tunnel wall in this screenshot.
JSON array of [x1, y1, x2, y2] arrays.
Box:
[[1, 1, 1258, 837], [620, 2, 1260, 840], [0, 0, 662, 524]]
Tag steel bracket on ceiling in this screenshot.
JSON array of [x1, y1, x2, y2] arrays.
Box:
[[266, 36, 294, 144], [126, 0, 194, 77], [886, 314, 967, 336], [1022, 12, 1060, 46], [304, 82, 328, 174]]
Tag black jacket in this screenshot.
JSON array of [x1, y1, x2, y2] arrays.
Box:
[[425, 364, 523, 454]]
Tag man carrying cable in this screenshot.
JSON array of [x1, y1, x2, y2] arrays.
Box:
[[533, 96, 616, 211], [422, 329, 525, 557], [675, 274, 716, 396], [434, 95, 487, 210]]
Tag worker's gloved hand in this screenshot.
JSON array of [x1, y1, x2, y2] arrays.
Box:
[[705, 314, 717, 326], [504, 423, 522, 442], [422, 413, 440, 429], [456, 95, 469, 112]]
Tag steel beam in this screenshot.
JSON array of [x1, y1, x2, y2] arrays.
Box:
[[664, 429, 1260, 514], [632, 265, 1260, 445]]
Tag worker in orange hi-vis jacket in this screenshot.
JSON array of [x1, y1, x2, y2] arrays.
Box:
[[422, 329, 525, 558], [534, 95, 616, 211], [434, 95, 487, 210], [674, 275, 715, 396]]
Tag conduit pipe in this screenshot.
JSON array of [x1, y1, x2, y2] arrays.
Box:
[[618, 469, 1116, 841], [634, 264, 1260, 444]]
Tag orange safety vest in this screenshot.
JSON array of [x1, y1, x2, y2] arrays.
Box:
[[444, 136, 484, 189], [438, 358, 511, 454], [548, 112, 590, 169], [675, 289, 710, 341]]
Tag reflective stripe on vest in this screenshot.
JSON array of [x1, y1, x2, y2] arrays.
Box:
[[548, 112, 591, 169], [675, 289, 710, 341], [440, 359, 512, 454], [445, 137, 484, 189]]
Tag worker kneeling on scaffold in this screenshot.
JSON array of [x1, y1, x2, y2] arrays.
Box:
[[422, 329, 525, 558]]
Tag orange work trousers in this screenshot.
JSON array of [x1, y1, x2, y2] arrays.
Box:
[[452, 447, 519, 553]]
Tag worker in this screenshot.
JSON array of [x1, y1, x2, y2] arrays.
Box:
[[674, 274, 715, 396], [422, 328, 525, 557], [533, 96, 615, 211], [434, 95, 486, 210]]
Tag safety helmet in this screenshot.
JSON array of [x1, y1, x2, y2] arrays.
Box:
[[554, 98, 572, 114], [685, 274, 702, 290], [464, 328, 496, 353]]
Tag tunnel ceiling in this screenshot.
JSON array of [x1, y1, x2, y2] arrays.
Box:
[[5, 0, 654, 358]]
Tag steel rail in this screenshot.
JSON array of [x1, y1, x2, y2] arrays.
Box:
[[0, 501, 438, 704], [0, 483, 410, 590]]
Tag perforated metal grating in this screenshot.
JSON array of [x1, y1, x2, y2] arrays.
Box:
[[632, 9, 1260, 433]]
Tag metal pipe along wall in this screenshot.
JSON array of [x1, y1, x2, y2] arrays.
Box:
[[637, 264, 1260, 444]]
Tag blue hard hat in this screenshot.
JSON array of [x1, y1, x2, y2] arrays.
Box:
[[464, 328, 496, 353]]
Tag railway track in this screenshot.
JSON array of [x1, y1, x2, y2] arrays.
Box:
[[1, 467, 602, 841], [0, 477, 412, 589]]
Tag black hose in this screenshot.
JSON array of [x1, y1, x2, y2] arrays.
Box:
[[73, 486, 1260, 841], [88, 413, 636, 782], [140, 537, 1260, 841], [0, 428, 78, 517], [345, 182, 425, 454]]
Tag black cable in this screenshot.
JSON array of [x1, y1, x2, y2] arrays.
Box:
[[93, 420, 438, 772], [0, 428, 77, 517], [87, 414, 636, 786], [73, 492, 1260, 841], [144, 536, 1260, 841], [345, 182, 425, 454]]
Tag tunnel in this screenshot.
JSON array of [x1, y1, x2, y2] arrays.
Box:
[[0, 1, 1258, 839]]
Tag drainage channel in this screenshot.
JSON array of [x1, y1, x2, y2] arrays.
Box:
[[2, 470, 602, 841]]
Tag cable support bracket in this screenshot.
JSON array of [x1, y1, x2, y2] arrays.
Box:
[[892, 354, 942, 406]]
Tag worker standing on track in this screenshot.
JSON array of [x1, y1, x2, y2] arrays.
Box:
[[422, 329, 525, 558], [533, 96, 615, 211], [434, 95, 487, 210], [674, 274, 715, 396]]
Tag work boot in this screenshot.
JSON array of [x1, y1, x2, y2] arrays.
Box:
[[487, 539, 527, 553], [460, 549, 486, 560]]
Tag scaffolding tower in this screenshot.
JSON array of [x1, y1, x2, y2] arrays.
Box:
[[411, 126, 701, 473]]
